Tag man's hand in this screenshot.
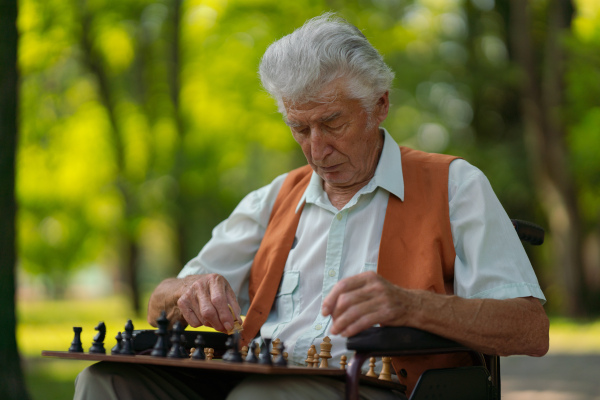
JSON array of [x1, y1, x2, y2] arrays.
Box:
[[322, 271, 417, 337], [177, 274, 240, 332], [147, 273, 241, 334]]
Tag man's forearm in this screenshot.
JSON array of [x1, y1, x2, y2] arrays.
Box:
[[410, 293, 549, 357], [324, 272, 549, 357]]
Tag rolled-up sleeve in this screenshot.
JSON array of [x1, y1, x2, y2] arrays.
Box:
[[449, 160, 546, 303], [177, 173, 288, 312]]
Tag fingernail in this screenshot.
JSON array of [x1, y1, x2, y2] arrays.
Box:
[[322, 306, 329, 315], [224, 322, 233, 332]]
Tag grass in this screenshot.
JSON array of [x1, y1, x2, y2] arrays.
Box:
[[18, 294, 213, 400], [548, 317, 600, 354], [16, 296, 600, 400]]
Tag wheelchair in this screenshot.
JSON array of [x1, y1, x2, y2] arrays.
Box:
[[344, 219, 545, 400]]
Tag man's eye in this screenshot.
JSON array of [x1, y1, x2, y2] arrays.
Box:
[[325, 124, 343, 131]]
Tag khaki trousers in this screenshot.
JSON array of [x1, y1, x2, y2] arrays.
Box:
[[74, 362, 407, 400]]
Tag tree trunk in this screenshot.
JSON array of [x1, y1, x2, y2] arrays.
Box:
[[0, 0, 32, 398], [166, 0, 189, 273], [78, 3, 142, 315], [509, 0, 586, 316]]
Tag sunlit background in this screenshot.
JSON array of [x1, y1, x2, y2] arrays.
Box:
[[12, 0, 600, 398]]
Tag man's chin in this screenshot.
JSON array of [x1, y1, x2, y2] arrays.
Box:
[[319, 172, 352, 186]]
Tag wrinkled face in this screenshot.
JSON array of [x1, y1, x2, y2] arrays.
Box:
[[284, 81, 389, 191]]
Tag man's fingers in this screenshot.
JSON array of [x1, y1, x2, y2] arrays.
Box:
[[322, 272, 372, 316], [175, 274, 241, 333], [177, 292, 201, 328], [329, 296, 382, 336], [198, 285, 229, 332]]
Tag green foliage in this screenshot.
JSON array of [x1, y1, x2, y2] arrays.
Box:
[[16, 0, 600, 313]]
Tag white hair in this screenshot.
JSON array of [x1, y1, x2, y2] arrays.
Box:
[[259, 12, 395, 116]]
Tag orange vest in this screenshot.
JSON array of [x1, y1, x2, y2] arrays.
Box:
[[241, 146, 475, 394]]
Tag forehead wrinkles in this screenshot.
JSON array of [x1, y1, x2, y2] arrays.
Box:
[[284, 101, 345, 128]]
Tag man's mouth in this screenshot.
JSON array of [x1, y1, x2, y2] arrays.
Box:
[[319, 164, 341, 172]]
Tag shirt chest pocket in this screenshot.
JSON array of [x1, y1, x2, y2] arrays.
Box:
[[272, 271, 300, 324]]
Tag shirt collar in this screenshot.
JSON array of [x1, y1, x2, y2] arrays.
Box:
[[295, 128, 404, 213]]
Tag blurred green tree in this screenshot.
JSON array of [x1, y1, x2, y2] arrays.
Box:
[[16, 0, 600, 317]]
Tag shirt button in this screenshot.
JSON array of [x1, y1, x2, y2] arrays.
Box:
[[336, 213, 342, 221], [328, 269, 336, 277], [315, 324, 322, 331]]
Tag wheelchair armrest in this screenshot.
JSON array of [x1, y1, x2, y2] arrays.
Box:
[[344, 327, 497, 400], [511, 219, 544, 245], [346, 326, 469, 356]]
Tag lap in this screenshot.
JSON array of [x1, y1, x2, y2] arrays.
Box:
[[228, 375, 407, 400], [74, 362, 242, 400], [74, 362, 407, 400]]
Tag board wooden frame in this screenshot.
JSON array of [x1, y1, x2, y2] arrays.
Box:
[[41, 350, 405, 392]]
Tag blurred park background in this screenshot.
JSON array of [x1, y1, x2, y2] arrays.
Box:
[[1, 0, 600, 398]]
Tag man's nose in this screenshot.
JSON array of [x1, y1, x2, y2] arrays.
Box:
[[310, 127, 332, 161]]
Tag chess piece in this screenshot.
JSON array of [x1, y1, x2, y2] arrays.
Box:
[[205, 348, 214, 361], [245, 341, 258, 363], [319, 336, 332, 368], [167, 321, 186, 358], [366, 357, 377, 377], [227, 304, 244, 335], [305, 346, 315, 367], [270, 338, 280, 357], [226, 332, 243, 363], [273, 341, 287, 367], [283, 352, 288, 361], [223, 336, 234, 361], [68, 327, 84, 353], [111, 332, 123, 355], [379, 357, 392, 381], [241, 345, 248, 360], [89, 322, 106, 354], [151, 311, 169, 357], [191, 335, 206, 360], [340, 355, 347, 370], [120, 320, 135, 355], [179, 332, 188, 358], [310, 345, 318, 367], [258, 338, 272, 366]]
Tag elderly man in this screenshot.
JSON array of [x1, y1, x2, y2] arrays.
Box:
[[74, 13, 548, 400]]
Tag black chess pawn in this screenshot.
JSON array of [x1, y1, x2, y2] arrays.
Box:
[[245, 341, 258, 364], [120, 320, 135, 356], [68, 327, 84, 353], [274, 341, 287, 367], [226, 332, 243, 363], [179, 332, 188, 358], [151, 311, 169, 357], [167, 321, 186, 359], [89, 322, 106, 354], [111, 332, 123, 355], [222, 336, 234, 361], [258, 338, 272, 366], [191, 335, 205, 360]]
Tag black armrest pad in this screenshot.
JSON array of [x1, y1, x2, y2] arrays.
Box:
[[347, 326, 468, 354]]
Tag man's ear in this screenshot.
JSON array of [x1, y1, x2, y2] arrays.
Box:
[[375, 91, 390, 124]]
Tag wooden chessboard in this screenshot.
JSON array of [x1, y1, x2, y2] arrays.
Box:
[[41, 351, 405, 391]]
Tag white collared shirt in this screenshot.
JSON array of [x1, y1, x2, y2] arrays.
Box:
[[178, 129, 545, 366]]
